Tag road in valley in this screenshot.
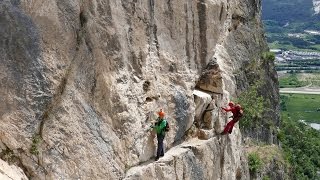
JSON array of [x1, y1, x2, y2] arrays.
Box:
[[280, 85, 320, 131], [280, 86, 320, 94]]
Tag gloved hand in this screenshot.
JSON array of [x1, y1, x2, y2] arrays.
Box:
[[150, 125, 154, 128]]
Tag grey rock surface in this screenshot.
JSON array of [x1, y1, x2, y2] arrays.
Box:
[[0, 0, 279, 179]]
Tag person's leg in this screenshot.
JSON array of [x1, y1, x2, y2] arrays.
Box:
[[156, 135, 164, 160], [222, 121, 231, 134], [228, 117, 240, 133], [221, 125, 228, 135], [228, 120, 237, 134], [222, 120, 235, 134], [221, 124, 228, 135], [160, 135, 165, 156]]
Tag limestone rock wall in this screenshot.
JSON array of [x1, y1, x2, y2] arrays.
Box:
[[0, 159, 28, 180], [0, 0, 278, 179]]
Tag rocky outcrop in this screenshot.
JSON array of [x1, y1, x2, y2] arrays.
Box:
[[222, 0, 280, 144], [246, 143, 289, 180], [0, 159, 28, 180], [314, 0, 320, 14], [125, 138, 249, 180], [0, 0, 279, 179]]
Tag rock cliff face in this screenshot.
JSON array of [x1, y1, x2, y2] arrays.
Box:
[[0, 159, 28, 180], [0, 0, 279, 179], [314, 0, 320, 14]]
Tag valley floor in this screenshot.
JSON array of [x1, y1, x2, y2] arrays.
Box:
[[280, 86, 320, 94]]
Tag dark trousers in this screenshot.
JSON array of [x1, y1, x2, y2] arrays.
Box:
[[156, 134, 165, 157]]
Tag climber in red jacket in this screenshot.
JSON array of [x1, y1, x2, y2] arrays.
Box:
[[221, 102, 243, 135]]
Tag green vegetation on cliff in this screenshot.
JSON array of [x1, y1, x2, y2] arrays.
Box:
[[237, 82, 265, 129], [278, 114, 320, 179], [279, 94, 320, 179], [246, 141, 289, 179], [236, 52, 277, 130], [248, 152, 263, 174]]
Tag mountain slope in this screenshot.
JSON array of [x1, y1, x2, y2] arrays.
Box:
[[262, 0, 317, 24], [262, 0, 320, 51]]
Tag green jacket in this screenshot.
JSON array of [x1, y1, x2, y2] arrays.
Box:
[[153, 118, 167, 136]]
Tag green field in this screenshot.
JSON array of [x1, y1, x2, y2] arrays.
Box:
[[281, 94, 320, 123], [279, 74, 308, 88], [279, 73, 320, 88]]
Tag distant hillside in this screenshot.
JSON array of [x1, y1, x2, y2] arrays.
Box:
[[262, 0, 318, 25], [262, 0, 320, 51]]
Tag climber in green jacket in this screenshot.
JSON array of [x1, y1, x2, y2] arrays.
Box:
[[150, 109, 168, 161]]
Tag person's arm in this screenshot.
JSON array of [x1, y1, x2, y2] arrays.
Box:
[[150, 120, 158, 129], [222, 107, 232, 112]]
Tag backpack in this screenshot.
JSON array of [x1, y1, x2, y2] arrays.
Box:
[[238, 109, 244, 117], [165, 120, 170, 132]]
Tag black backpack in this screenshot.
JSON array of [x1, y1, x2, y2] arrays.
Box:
[[239, 109, 244, 117], [165, 120, 170, 132]]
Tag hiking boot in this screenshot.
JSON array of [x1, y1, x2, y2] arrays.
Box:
[[155, 156, 159, 161], [220, 131, 227, 135]]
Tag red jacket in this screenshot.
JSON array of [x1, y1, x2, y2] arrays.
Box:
[[222, 106, 241, 118]]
